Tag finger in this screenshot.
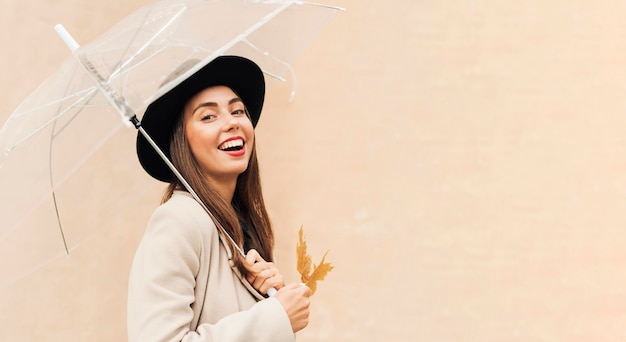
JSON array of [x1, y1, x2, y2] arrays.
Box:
[[286, 282, 301, 290], [251, 268, 275, 289], [245, 261, 281, 290], [258, 274, 285, 294], [245, 249, 262, 264], [298, 283, 312, 297], [272, 274, 286, 289], [278, 282, 302, 292], [245, 261, 274, 277]]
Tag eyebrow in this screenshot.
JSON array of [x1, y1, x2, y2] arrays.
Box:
[[191, 97, 243, 115]]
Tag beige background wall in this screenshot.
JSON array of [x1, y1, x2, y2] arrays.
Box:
[[2, 0, 626, 341]]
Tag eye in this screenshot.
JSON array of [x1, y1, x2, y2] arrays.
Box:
[[232, 108, 245, 116], [201, 113, 216, 121]]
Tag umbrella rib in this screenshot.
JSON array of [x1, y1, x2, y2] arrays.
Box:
[[51, 89, 101, 139], [113, 45, 170, 99], [50, 187, 69, 255], [295, 1, 346, 11], [47, 66, 105, 256], [108, 5, 187, 84], [240, 38, 302, 100], [10, 86, 97, 117], [241, 38, 288, 82], [4, 87, 100, 150], [48, 65, 81, 256], [224, 2, 295, 53]]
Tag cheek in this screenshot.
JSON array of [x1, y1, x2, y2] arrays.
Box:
[[241, 116, 254, 131], [184, 125, 200, 150], [185, 124, 215, 154], [244, 124, 255, 146]]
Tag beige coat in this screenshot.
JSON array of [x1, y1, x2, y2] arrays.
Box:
[[127, 191, 295, 341]]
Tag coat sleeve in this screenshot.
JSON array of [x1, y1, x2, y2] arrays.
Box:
[[127, 199, 294, 342]]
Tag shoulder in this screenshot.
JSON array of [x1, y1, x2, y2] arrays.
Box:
[[153, 191, 213, 226], [145, 191, 217, 250], [156, 191, 205, 217]]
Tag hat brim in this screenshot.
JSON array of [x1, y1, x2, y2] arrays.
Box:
[[136, 55, 265, 182]]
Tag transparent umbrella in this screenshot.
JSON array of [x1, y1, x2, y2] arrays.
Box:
[[0, 0, 342, 287]]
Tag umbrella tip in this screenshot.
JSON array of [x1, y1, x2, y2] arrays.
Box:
[[54, 24, 80, 52]]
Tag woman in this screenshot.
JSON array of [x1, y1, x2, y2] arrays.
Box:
[[128, 56, 311, 341]]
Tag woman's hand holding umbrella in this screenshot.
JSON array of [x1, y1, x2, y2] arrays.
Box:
[[244, 248, 312, 332], [273, 283, 312, 333], [244, 249, 284, 296]]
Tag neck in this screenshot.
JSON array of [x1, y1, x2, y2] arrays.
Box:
[[206, 175, 237, 203]]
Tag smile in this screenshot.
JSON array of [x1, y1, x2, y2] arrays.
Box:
[[218, 138, 244, 151]]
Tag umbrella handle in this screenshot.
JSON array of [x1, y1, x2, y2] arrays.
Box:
[[267, 287, 277, 297]]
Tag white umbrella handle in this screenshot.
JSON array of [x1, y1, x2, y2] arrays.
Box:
[[267, 287, 277, 297]]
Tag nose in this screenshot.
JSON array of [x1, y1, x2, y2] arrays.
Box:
[[222, 112, 240, 131]]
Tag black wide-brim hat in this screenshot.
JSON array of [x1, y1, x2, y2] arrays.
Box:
[[136, 55, 265, 182]]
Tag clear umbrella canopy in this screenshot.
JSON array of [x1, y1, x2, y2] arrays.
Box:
[[0, 0, 342, 287]]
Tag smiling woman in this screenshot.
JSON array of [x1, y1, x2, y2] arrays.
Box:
[[128, 56, 311, 341]]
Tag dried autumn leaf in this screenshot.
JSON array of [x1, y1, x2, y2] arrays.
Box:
[[296, 225, 312, 283], [305, 251, 334, 296], [296, 226, 333, 296]]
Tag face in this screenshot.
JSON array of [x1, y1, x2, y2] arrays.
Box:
[[183, 85, 255, 184]]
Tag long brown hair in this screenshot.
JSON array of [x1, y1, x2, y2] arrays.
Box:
[[161, 107, 274, 277]]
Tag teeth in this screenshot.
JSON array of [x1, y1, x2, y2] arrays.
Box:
[[219, 139, 244, 150]]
